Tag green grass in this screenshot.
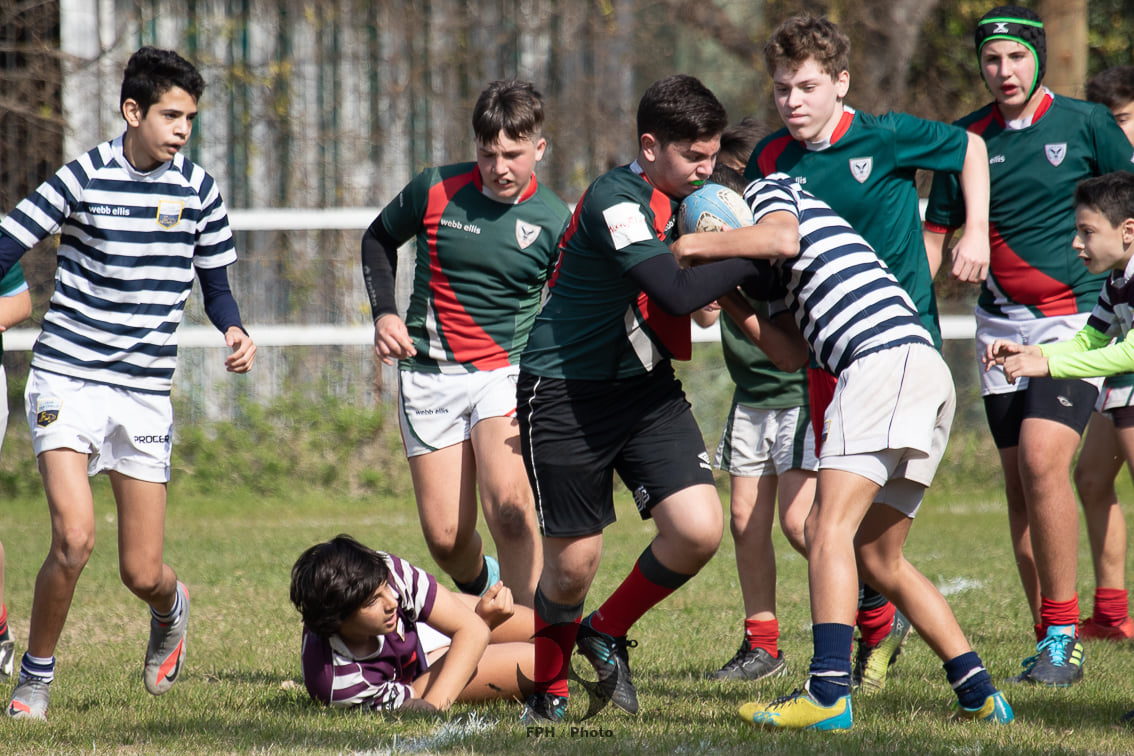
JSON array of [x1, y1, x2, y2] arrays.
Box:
[[0, 351, 1132, 753], [1, 465, 1132, 754]]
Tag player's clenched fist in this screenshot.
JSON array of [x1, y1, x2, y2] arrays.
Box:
[[225, 326, 256, 373], [474, 581, 515, 629], [373, 313, 416, 365]]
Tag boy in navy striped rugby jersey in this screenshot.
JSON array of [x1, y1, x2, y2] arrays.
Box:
[[0, 46, 256, 720], [674, 174, 1012, 730]]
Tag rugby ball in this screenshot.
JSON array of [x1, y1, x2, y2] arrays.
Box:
[[678, 183, 754, 234]]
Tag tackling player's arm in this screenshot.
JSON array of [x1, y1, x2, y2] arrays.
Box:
[[717, 291, 808, 372], [361, 217, 416, 365], [669, 211, 799, 266], [626, 252, 763, 316]]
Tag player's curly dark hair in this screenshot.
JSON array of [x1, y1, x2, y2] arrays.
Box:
[[120, 46, 205, 116], [289, 534, 391, 637], [473, 79, 545, 145], [763, 15, 850, 80], [636, 74, 728, 146]]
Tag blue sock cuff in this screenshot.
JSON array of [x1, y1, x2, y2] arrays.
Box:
[[944, 651, 995, 708], [808, 623, 854, 707], [20, 652, 55, 684], [811, 622, 855, 671]]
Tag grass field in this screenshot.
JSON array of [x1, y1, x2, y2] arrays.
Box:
[[0, 349, 1133, 753]]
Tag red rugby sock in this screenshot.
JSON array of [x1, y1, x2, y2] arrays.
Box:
[[1040, 594, 1080, 634], [856, 601, 896, 647], [533, 608, 580, 697], [1092, 587, 1129, 626], [744, 617, 779, 656], [589, 562, 676, 638]]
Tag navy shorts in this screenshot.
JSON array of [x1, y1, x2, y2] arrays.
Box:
[[983, 376, 1098, 449], [517, 363, 715, 538]]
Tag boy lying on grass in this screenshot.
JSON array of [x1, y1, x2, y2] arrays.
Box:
[[290, 534, 534, 713]]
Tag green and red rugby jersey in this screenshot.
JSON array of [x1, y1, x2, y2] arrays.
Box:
[[379, 162, 570, 373], [746, 107, 968, 348], [520, 162, 692, 380], [721, 294, 807, 409], [925, 92, 1134, 321]]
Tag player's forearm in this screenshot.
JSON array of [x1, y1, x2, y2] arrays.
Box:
[[421, 623, 490, 710], [1046, 337, 1134, 379], [197, 265, 245, 333], [0, 289, 31, 329], [719, 294, 808, 372], [628, 254, 760, 316], [958, 132, 990, 239], [361, 218, 400, 319], [673, 213, 798, 265]]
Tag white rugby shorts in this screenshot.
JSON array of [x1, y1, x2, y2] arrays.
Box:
[[398, 364, 519, 458], [24, 368, 173, 482], [819, 343, 955, 515], [715, 403, 817, 477], [1096, 380, 1134, 412]]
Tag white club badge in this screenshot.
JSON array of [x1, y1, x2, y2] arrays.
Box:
[[849, 157, 873, 184], [515, 219, 541, 249], [1045, 143, 1067, 167]]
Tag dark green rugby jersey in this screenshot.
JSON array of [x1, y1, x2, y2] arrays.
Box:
[[379, 162, 570, 373], [925, 92, 1134, 320], [720, 293, 807, 409], [520, 162, 692, 380], [747, 108, 968, 349]]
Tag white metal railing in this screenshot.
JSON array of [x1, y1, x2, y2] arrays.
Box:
[[1, 204, 978, 350]]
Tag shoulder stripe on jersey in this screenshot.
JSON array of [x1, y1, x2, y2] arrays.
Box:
[[421, 170, 510, 369], [757, 135, 794, 177]]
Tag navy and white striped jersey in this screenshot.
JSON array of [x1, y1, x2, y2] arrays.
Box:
[[746, 175, 932, 376], [0, 135, 237, 394]]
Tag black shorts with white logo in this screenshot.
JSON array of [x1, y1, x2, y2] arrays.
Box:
[[517, 363, 715, 538], [983, 376, 1098, 449]]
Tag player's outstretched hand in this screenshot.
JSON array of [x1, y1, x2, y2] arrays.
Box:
[[224, 326, 256, 373], [983, 338, 1029, 370], [950, 232, 990, 283], [474, 581, 515, 629], [374, 313, 416, 365]]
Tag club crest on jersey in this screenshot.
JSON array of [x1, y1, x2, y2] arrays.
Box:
[[849, 157, 873, 184], [156, 199, 183, 228], [515, 220, 541, 249], [36, 398, 62, 428], [1045, 143, 1067, 167]]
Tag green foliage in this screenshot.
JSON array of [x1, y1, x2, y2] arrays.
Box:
[[170, 390, 411, 498]]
